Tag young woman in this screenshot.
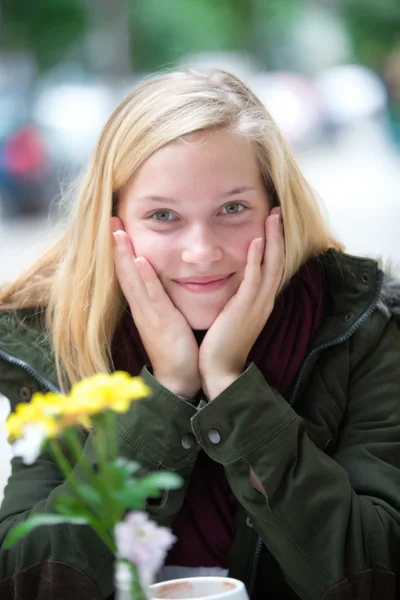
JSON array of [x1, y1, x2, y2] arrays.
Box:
[[0, 69, 399, 600]]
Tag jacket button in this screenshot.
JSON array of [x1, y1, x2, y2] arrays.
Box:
[[361, 273, 369, 284], [345, 312, 353, 321], [208, 429, 221, 444], [246, 516, 254, 528], [20, 387, 32, 401], [180, 434, 196, 450]]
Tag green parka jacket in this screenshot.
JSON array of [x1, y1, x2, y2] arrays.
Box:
[[0, 251, 400, 600]]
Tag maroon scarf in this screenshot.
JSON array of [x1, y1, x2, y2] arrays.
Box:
[[112, 258, 326, 569]]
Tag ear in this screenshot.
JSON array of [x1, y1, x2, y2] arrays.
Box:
[[111, 216, 125, 233]]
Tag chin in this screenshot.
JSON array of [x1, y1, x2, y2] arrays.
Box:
[[180, 306, 221, 330], [184, 313, 217, 331]]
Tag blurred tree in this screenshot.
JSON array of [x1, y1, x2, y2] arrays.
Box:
[[0, 0, 303, 75], [249, 0, 300, 68], [0, 0, 87, 70], [128, 0, 254, 72], [341, 0, 400, 70], [83, 0, 132, 76], [128, 0, 302, 72]]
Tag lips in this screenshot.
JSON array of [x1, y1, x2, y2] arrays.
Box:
[[173, 273, 233, 293], [174, 274, 232, 284]]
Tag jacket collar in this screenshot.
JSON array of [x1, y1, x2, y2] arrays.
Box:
[[376, 272, 400, 319], [309, 250, 385, 352]]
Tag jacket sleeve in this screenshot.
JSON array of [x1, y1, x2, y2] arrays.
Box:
[[190, 317, 400, 600], [0, 366, 199, 599]]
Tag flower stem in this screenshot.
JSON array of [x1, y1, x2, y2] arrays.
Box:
[[90, 418, 120, 521], [92, 417, 109, 473], [49, 439, 117, 553], [49, 438, 73, 480], [64, 429, 106, 493], [129, 562, 149, 600], [104, 410, 118, 462]]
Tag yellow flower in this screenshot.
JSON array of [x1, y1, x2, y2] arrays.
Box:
[[31, 393, 65, 418], [5, 400, 60, 440], [6, 412, 27, 439], [69, 372, 150, 415], [4, 372, 150, 440]]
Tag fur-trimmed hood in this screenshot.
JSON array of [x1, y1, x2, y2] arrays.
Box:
[[377, 272, 400, 319]]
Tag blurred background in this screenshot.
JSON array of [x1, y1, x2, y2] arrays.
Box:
[[1, 0, 400, 495]]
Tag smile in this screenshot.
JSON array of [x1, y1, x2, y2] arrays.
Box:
[[173, 274, 233, 293]]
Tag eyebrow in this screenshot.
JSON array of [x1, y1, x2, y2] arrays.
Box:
[[136, 186, 256, 204]]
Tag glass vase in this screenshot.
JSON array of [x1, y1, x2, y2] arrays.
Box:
[[115, 559, 149, 600]]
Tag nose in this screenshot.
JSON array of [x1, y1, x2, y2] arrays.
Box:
[[181, 224, 223, 266]]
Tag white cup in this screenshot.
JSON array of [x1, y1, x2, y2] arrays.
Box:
[[149, 576, 249, 600]]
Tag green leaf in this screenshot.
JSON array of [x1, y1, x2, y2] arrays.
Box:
[[73, 482, 104, 509], [111, 487, 146, 511], [133, 481, 163, 498], [96, 459, 142, 494], [94, 460, 135, 490], [125, 472, 182, 501], [53, 492, 87, 516], [53, 492, 100, 520], [54, 493, 116, 532], [3, 514, 88, 549], [139, 472, 183, 490], [114, 458, 141, 476]]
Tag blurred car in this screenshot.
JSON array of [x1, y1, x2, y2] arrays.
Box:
[[314, 64, 388, 132], [33, 78, 118, 169], [0, 86, 56, 219], [249, 72, 325, 147]]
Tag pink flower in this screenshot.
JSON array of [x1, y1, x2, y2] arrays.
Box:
[[115, 511, 176, 581]]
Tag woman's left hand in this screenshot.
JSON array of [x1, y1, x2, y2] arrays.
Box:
[[199, 207, 285, 399]]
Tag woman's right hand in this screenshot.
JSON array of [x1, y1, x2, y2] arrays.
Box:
[[111, 217, 201, 399]]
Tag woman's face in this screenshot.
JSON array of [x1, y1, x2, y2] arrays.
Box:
[[119, 129, 271, 330]]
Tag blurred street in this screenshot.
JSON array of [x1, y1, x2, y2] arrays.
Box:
[[1, 120, 400, 498], [299, 121, 400, 263], [1, 121, 400, 285]]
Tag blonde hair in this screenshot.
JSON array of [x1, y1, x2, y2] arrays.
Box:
[[0, 69, 343, 390]]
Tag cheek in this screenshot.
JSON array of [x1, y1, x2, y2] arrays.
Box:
[[223, 227, 262, 267], [128, 230, 174, 273]]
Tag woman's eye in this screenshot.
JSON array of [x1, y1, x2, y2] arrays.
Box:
[[221, 202, 246, 215], [151, 210, 175, 222]]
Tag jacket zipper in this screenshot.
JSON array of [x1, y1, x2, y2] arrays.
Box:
[[290, 268, 384, 405], [246, 534, 263, 596], [247, 268, 384, 597], [0, 347, 60, 393]]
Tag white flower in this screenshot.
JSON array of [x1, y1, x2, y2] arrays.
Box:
[[11, 423, 46, 465], [115, 511, 176, 582]]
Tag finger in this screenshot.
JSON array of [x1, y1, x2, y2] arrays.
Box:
[[111, 217, 138, 261], [135, 257, 175, 310], [269, 206, 283, 220], [234, 237, 264, 304], [261, 211, 285, 295], [111, 226, 148, 305]]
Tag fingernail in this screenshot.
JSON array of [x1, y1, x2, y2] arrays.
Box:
[[112, 231, 124, 248], [271, 212, 281, 227]]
